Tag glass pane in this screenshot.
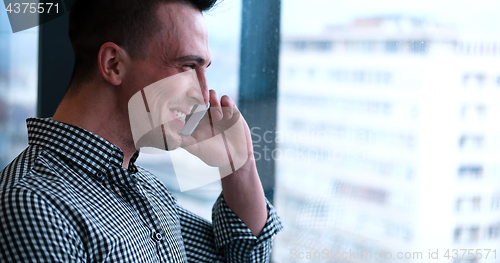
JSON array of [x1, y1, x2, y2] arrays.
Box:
[[0, 11, 38, 170], [275, 0, 500, 261], [135, 0, 242, 221]]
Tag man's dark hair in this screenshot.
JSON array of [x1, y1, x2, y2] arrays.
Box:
[[68, 0, 217, 89]]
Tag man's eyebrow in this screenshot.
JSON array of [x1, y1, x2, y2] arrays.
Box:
[[175, 55, 211, 67]]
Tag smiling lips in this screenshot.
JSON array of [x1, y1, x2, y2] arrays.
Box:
[[172, 109, 187, 121]]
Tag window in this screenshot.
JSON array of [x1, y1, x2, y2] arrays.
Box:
[[0, 10, 38, 170], [310, 41, 333, 51], [461, 104, 487, 120], [491, 195, 500, 210], [456, 196, 481, 212], [472, 196, 481, 210], [462, 72, 488, 88], [475, 74, 486, 87], [454, 227, 462, 243], [458, 165, 483, 179], [488, 223, 500, 239], [459, 135, 484, 150], [410, 40, 428, 54], [385, 40, 400, 53], [454, 226, 480, 243], [456, 198, 463, 211], [293, 41, 307, 50], [469, 226, 479, 242]]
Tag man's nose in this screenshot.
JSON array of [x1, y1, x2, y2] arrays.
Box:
[[186, 69, 209, 105], [196, 70, 209, 105]]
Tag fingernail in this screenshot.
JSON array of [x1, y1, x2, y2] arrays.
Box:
[[214, 110, 222, 119]]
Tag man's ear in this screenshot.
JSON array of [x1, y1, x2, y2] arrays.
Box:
[[97, 42, 128, 86]]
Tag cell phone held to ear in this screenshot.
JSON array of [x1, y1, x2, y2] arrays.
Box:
[[180, 102, 210, 137]]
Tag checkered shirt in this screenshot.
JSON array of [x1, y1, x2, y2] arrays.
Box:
[[0, 118, 283, 262]]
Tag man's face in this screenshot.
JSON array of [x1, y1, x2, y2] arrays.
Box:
[[124, 3, 211, 150]]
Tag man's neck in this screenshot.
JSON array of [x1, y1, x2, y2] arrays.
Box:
[[53, 81, 136, 168]]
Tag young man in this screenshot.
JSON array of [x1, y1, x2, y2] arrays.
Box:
[[0, 0, 282, 262]]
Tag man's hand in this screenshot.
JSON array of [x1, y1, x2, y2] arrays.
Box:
[[180, 90, 252, 177], [181, 89, 267, 236]]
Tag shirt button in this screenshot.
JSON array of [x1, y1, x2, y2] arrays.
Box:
[[152, 232, 162, 241]]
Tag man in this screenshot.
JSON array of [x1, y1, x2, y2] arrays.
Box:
[[0, 0, 282, 262]]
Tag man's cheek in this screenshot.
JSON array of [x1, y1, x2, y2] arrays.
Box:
[[128, 70, 201, 151]]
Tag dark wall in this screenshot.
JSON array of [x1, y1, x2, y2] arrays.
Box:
[[37, 9, 74, 117]]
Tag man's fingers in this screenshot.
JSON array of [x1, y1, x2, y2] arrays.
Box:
[[220, 95, 234, 119], [209, 90, 239, 121], [209, 90, 223, 121]]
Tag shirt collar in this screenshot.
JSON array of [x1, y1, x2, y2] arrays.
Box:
[[26, 118, 139, 183]]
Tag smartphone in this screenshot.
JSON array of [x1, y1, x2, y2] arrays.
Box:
[[180, 102, 210, 136]]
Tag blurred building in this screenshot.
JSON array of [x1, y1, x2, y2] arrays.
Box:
[[273, 16, 500, 263], [0, 10, 12, 169], [0, 12, 37, 170]]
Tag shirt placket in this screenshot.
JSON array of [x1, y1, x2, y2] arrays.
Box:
[[106, 166, 173, 262], [137, 181, 187, 263]]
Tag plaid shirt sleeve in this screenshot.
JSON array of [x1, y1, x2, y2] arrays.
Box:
[[179, 193, 283, 263], [1, 187, 85, 262]]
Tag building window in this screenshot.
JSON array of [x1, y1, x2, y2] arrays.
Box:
[[293, 41, 307, 50], [469, 226, 479, 242], [461, 104, 487, 120], [458, 165, 483, 179], [287, 67, 296, 79], [454, 226, 479, 243], [454, 227, 462, 243], [308, 68, 316, 79], [385, 40, 400, 53], [410, 40, 428, 54], [472, 196, 481, 210], [488, 224, 500, 239], [463, 74, 471, 86], [353, 71, 365, 83], [475, 74, 486, 87], [456, 198, 463, 211], [463, 73, 487, 88], [459, 135, 484, 150], [491, 195, 500, 210], [456, 196, 481, 212], [310, 41, 333, 51]]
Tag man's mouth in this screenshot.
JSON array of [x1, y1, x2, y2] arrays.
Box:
[[172, 109, 187, 121]]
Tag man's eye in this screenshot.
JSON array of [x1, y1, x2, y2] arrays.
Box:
[[183, 64, 196, 69]]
